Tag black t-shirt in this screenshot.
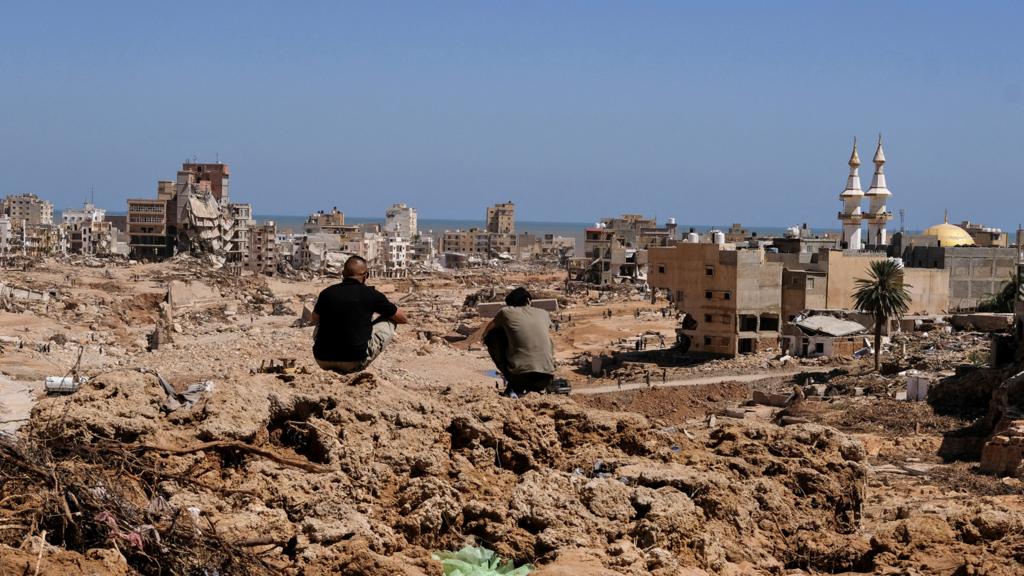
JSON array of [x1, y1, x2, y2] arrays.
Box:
[[312, 278, 398, 361]]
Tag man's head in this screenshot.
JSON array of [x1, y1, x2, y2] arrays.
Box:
[[505, 287, 532, 307], [342, 255, 369, 283]]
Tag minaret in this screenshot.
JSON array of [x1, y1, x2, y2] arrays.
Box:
[[865, 134, 893, 246], [838, 138, 864, 250]]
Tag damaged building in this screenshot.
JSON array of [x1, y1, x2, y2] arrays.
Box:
[[575, 214, 677, 285], [649, 242, 782, 355]]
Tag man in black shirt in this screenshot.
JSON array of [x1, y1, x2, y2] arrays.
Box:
[[310, 256, 408, 373]]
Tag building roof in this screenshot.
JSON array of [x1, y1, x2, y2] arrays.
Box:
[[793, 316, 867, 337], [923, 214, 975, 247]]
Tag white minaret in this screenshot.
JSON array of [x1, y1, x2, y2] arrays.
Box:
[[865, 134, 893, 246], [838, 138, 864, 250]]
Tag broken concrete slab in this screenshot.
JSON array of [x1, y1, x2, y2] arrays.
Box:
[[167, 280, 224, 310], [752, 390, 792, 408], [477, 298, 559, 318]]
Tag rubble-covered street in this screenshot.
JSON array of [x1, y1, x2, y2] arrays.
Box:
[[1, 257, 1023, 575]]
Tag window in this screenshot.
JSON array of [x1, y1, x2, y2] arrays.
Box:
[[739, 315, 758, 332], [760, 316, 780, 331], [815, 343, 825, 354], [807, 277, 815, 289], [704, 314, 712, 322], [705, 291, 713, 300], [705, 266, 714, 276], [657, 265, 666, 274], [703, 336, 712, 346], [723, 292, 731, 300]]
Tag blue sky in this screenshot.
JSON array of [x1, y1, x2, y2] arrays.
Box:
[[0, 1, 1021, 230]]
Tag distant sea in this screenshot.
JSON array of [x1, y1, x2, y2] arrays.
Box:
[[256, 215, 840, 248]]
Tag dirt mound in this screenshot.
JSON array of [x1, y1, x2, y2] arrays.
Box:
[[1, 355, 891, 575]]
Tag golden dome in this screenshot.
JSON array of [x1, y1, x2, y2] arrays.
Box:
[[922, 221, 975, 247]]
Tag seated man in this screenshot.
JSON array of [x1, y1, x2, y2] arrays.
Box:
[[482, 287, 555, 396], [310, 255, 408, 373]]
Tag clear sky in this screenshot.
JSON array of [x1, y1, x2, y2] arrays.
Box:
[[1, 1, 1021, 230]]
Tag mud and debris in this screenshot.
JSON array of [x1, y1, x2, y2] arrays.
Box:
[[1, 256, 1022, 575]]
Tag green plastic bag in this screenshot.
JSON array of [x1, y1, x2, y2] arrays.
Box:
[[431, 546, 533, 576]]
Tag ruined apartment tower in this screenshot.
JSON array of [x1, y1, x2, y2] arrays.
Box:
[[486, 202, 515, 235], [577, 215, 678, 285], [0, 193, 58, 256]]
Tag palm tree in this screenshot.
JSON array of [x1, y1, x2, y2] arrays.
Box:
[[853, 259, 912, 371]]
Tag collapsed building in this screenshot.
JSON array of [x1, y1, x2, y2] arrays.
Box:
[[0, 193, 61, 257], [572, 214, 678, 285]]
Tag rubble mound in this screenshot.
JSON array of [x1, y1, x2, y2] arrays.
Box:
[[1, 361, 885, 575]]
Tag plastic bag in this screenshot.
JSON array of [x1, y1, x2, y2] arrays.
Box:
[[431, 546, 533, 576]]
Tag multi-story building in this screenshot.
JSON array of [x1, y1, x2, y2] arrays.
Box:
[[649, 243, 783, 356], [411, 232, 437, 264], [383, 234, 410, 273], [127, 198, 171, 259], [0, 215, 11, 254], [384, 203, 417, 238], [304, 208, 354, 235], [959, 221, 1009, 248], [178, 162, 230, 202], [62, 202, 117, 255], [2, 194, 53, 228], [249, 221, 278, 274], [226, 203, 253, 270], [578, 214, 676, 284], [486, 202, 515, 235]]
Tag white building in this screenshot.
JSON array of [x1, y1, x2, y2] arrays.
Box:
[[383, 234, 410, 274], [384, 203, 417, 239], [62, 202, 106, 226], [0, 215, 10, 254]]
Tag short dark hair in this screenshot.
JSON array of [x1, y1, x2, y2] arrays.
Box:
[[505, 287, 532, 307], [342, 255, 368, 277]]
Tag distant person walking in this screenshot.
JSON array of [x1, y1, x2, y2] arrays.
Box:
[[310, 256, 408, 374], [483, 287, 556, 397]]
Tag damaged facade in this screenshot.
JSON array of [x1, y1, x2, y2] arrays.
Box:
[[574, 214, 677, 285], [649, 242, 782, 355]]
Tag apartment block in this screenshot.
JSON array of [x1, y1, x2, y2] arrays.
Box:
[[649, 243, 782, 356], [127, 198, 171, 259], [2, 194, 53, 227], [384, 203, 418, 238], [486, 202, 515, 235]]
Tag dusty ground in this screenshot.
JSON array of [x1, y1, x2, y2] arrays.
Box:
[[0, 256, 1022, 575]]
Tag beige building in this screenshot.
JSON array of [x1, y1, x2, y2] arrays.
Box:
[[127, 198, 170, 259], [249, 221, 277, 274], [2, 194, 53, 228], [777, 248, 949, 320], [649, 243, 783, 356], [486, 202, 515, 235], [959, 221, 1009, 248]]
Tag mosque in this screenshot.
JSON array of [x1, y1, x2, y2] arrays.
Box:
[[838, 136, 977, 250]]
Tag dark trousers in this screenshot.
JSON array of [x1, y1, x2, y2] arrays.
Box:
[[484, 329, 553, 396]]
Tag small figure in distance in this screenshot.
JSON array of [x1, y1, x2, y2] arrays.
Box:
[[309, 255, 408, 374], [482, 287, 556, 397]]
